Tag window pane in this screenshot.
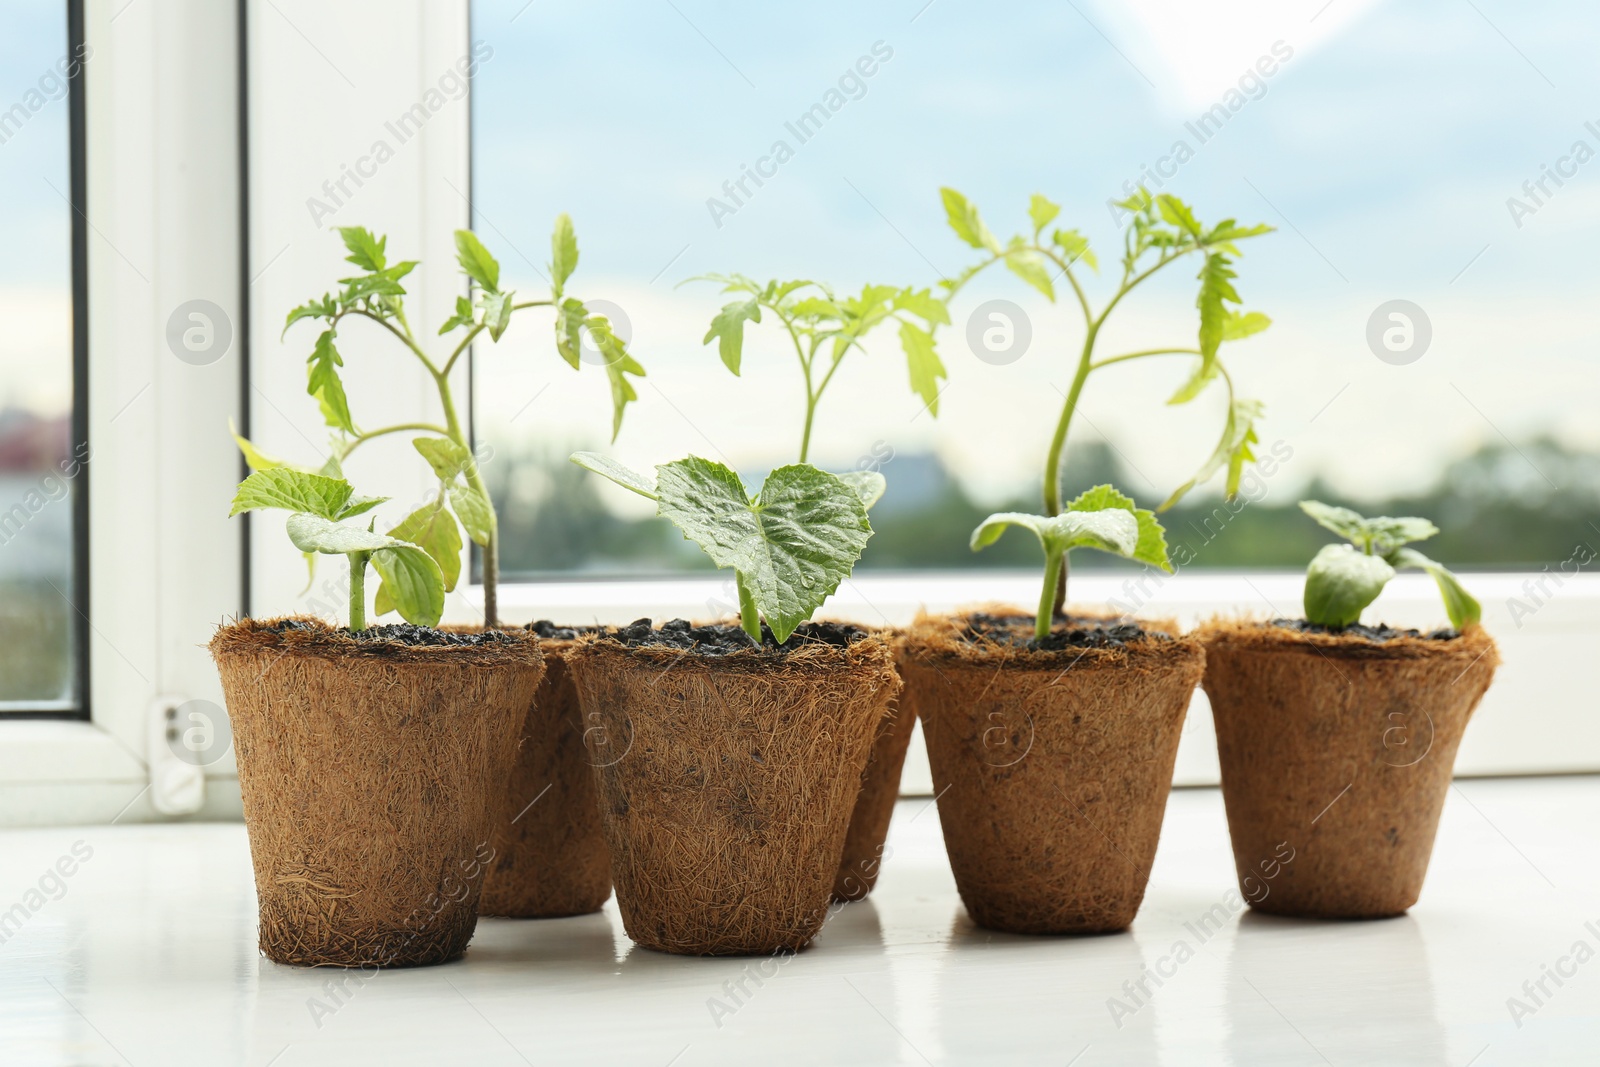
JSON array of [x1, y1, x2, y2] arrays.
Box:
[[470, 1, 1600, 579], [0, 4, 80, 708]]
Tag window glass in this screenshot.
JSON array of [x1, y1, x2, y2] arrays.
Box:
[[0, 4, 82, 708], [470, 0, 1600, 578]]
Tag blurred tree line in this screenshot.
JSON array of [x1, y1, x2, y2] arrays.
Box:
[[488, 437, 1600, 578]]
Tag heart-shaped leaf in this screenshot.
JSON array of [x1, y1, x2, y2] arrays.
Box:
[[654, 458, 871, 643]]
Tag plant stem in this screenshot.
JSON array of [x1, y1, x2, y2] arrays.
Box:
[[1035, 549, 1062, 641], [348, 551, 368, 631], [435, 369, 499, 629], [736, 571, 761, 641]]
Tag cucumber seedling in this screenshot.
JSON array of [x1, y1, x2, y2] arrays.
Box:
[[1298, 501, 1481, 629], [936, 187, 1275, 638], [232, 219, 644, 629], [563, 275, 940, 643], [565, 272, 947, 644]]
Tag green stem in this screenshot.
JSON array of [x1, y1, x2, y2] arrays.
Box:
[[436, 370, 499, 629], [348, 551, 369, 631], [735, 571, 761, 641], [1090, 347, 1200, 371], [1035, 549, 1063, 641], [1043, 326, 1099, 517]]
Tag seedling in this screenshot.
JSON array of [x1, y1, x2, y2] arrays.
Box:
[[688, 274, 951, 461], [937, 187, 1275, 638], [229, 468, 440, 629], [1299, 501, 1481, 629], [232, 219, 644, 629]]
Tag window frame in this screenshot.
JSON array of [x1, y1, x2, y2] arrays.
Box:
[[0, 0, 91, 720]]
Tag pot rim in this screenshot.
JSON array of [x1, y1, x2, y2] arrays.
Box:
[[1197, 616, 1498, 665], [567, 629, 894, 676], [210, 615, 542, 667], [900, 606, 1199, 672]]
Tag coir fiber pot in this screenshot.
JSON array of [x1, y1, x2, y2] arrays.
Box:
[[480, 630, 612, 918], [565, 622, 898, 955], [901, 609, 1204, 935], [210, 618, 543, 967], [1199, 620, 1499, 919], [833, 632, 918, 902]]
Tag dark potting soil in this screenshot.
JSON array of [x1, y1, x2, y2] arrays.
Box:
[[959, 612, 1171, 651], [526, 620, 605, 642], [264, 618, 521, 647], [606, 617, 868, 656], [1270, 618, 1459, 642]]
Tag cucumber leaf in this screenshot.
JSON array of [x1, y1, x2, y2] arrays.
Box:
[[653, 458, 871, 643], [1304, 543, 1395, 628]]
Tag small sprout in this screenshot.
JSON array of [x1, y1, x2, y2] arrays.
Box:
[[1299, 501, 1481, 629], [230, 468, 442, 630]]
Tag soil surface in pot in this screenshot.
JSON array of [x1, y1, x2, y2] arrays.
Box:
[[265, 618, 520, 647], [605, 618, 868, 655], [1268, 618, 1459, 642], [527, 620, 604, 641], [955, 611, 1171, 651]]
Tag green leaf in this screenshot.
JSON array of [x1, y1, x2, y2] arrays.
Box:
[[1205, 219, 1274, 245], [449, 482, 495, 546], [336, 227, 387, 272], [654, 458, 871, 643], [1222, 310, 1272, 341], [550, 213, 578, 296], [283, 295, 335, 337], [835, 470, 886, 510], [1299, 501, 1370, 543], [338, 262, 415, 303], [939, 187, 999, 253], [370, 543, 445, 627], [555, 297, 587, 369], [480, 290, 513, 342], [1304, 544, 1395, 628], [1166, 362, 1218, 406], [1299, 501, 1438, 555], [1156, 194, 1203, 239], [414, 437, 473, 481], [892, 287, 950, 326], [230, 469, 352, 519], [306, 330, 354, 434], [1196, 252, 1240, 371], [284, 512, 397, 555], [970, 509, 1139, 559], [438, 294, 475, 336], [1388, 548, 1481, 629], [570, 451, 659, 499], [230, 420, 286, 471], [703, 297, 762, 374], [586, 316, 646, 440], [1161, 398, 1262, 510], [387, 500, 463, 592], [1066, 484, 1172, 571], [899, 321, 946, 416], [1051, 229, 1098, 272], [454, 229, 500, 293], [1004, 241, 1055, 302], [1028, 193, 1060, 237], [338, 494, 389, 520]]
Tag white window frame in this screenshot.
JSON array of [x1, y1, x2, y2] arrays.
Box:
[[6, 0, 1596, 828], [1, 0, 246, 825]]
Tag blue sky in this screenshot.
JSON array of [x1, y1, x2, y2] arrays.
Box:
[[465, 0, 1600, 508], [0, 2, 71, 417]]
